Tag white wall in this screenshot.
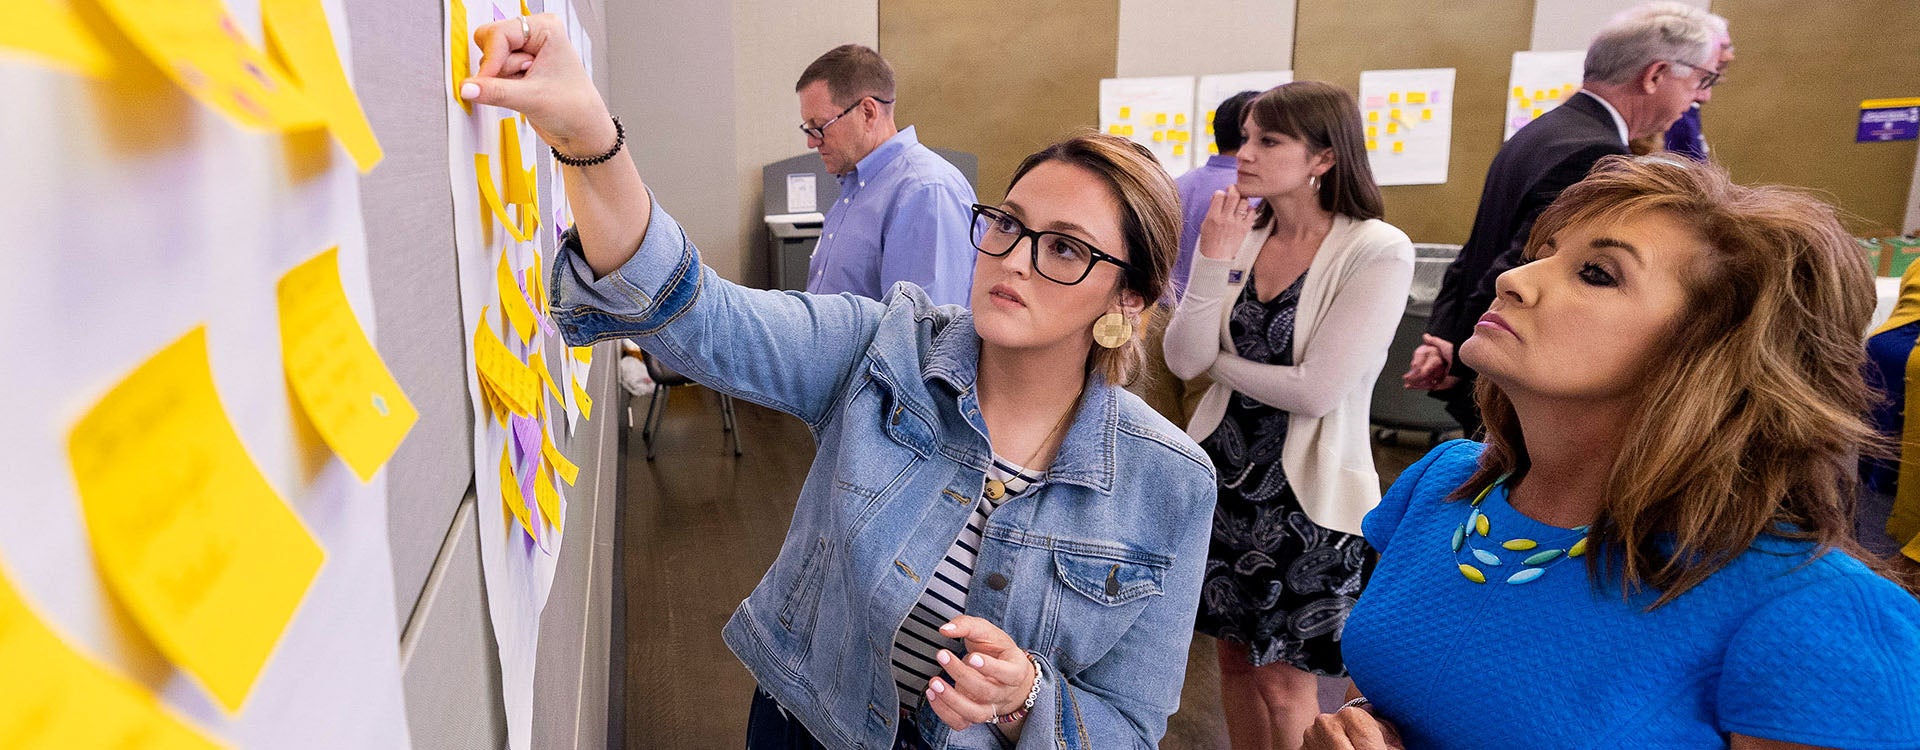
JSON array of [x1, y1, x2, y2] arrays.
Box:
[[1529, 0, 1710, 51], [1116, 0, 1294, 77], [604, 0, 876, 284], [1907, 150, 1920, 236]]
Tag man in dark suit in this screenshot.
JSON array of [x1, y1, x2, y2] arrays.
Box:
[[1403, 2, 1722, 435]]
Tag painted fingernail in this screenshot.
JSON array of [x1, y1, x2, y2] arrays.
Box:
[[969, 655, 985, 668], [940, 623, 957, 632], [931, 680, 946, 694], [936, 650, 950, 665], [519, 60, 533, 71], [460, 82, 480, 100]]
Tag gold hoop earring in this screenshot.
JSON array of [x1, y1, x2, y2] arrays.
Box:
[[1092, 312, 1133, 349]]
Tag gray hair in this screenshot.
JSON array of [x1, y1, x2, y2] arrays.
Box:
[[1584, 2, 1718, 85]]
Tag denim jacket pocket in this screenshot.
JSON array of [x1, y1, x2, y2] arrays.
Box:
[[778, 535, 833, 634], [1053, 545, 1170, 606], [1045, 543, 1172, 676]]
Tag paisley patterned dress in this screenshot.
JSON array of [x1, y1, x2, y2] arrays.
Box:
[[1196, 271, 1372, 673]]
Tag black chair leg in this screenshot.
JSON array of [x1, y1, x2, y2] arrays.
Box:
[[645, 385, 672, 461], [721, 395, 743, 456]]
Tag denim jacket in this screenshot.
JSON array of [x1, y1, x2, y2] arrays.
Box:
[[549, 195, 1216, 749]]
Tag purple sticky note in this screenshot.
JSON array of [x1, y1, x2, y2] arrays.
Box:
[[492, 4, 508, 22], [511, 415, 542, 467], [1858, 105, 1920, 142]]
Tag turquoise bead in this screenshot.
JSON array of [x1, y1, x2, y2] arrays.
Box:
[[1451, 525, 1465, 552], [1523, 549, 1564, 565], [1471, 549, 1502, 566], [1506, 568, 1546, 584]]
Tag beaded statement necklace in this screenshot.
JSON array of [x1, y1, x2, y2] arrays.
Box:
[[1452, 474, 1590, 585]]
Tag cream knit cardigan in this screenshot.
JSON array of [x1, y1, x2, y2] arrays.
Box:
[[1164, 214, 1413, 535]]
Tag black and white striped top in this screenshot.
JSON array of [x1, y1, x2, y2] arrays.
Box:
[[890, 457, 1039, 710]]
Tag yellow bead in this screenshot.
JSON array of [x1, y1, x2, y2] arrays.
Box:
[[1474, 515, 1490, 536], [1502, 539, 1537, 551], [1568, 538, 1588, 558], [1458, 564, 1487, 584]]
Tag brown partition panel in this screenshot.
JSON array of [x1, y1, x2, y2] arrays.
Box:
[[881, 0, 1121, 205], [1709, 0, 1919, 237], [1293, 0, 1535, 245]]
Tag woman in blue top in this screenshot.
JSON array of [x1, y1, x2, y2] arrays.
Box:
[[1308, 155, 1920, 750], [461, 16, 1215, 749]]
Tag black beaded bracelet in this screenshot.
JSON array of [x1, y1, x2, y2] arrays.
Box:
[[550, 115, 624, 167]]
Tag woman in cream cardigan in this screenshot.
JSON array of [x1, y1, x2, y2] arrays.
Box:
[[1163, 81, 1412, 750]]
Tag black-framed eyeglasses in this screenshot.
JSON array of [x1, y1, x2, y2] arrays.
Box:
[[969, 204, 1136, 286], [1664, 59, 1721, 90], [798, 96, 895, 139]]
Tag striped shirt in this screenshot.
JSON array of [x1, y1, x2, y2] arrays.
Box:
[[890, 457, 1039, 710]]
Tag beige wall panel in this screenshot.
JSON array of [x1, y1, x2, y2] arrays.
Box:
[[1116, 0, 1295, 78]]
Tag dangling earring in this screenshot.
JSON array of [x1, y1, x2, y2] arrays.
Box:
[[1092, 312, 1133, 349]]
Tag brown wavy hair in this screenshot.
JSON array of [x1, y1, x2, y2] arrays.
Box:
[[1455, 155, 1890, 606], [1007, 132, 1181, 385]]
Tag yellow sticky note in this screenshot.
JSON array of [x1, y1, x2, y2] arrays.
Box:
[[1176, 130, 1189, 143], [1422, 108, 1433, 121], [500, 445, 536, 540], [479, 374, 508, 426], [1106, 124, 1123, 135], [1387, 122, 1399, 135], [1392, 141, 1405, 153], [1173, 113, 1187, 125], [542, 427, 580, 486], [520, 0, 532, 16], [1151, 131, 1164, 143], [1206, 108, 1216, 122], [533, 465, 563, 534], [1208, 143, 1219, 155], [1153, 112, 1168, 125], [1206, 122, 1215, 136], [1123, 125, 1135, 136], [1531, 108, 1543, 118], [571, 345, 593, 365], [1408, 92, 1428, 105], [278, 248, 419, 483], [1534, 89, 1546, 100], [5, 0, 114, 78], [449, 0, 470, 113], [1518, 97, 1531, 109], [500, 118, 534, 207], [531, 350, 564, 403], [1173, 144, 1185, 156], [572, 377, 594, 421], [1366, 139, 1378, 151], [474, 310, 542, 416], [93, 0, 322, 131], [1367, 125, 1378, 138], [0, 569, 226, 750], [1368, 111, 1379, 122], [1118, 106, 1131, 119], [476, 154, 536, 243], [260, 0, 383, 172], [1387, 92, 1400, 104], [1390, 108, 1402, 120], [1512, 86, 1524, 97], [67, 328, 324, 713], [497, 252, 536, 346]]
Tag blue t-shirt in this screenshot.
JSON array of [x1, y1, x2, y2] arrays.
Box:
[[1344, 440, 1920, 749]]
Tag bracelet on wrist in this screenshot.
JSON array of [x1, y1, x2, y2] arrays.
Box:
[[550, 115, 624, 167], [991, 651, 1044, 725]]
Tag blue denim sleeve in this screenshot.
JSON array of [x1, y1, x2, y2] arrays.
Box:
[[1717, 572, 1920, 747], [879, 182, 976, 308], [548, 193, 887, 427], [1011, 462, 1216, 749]]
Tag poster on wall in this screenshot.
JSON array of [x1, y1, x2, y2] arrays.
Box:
[[1504, 50, 1585, 140], [445, 0, 593, 747], [1194, 70, 1292, 159], [1100, 76, 1198, 178], [1358, 68, 1456, 186]]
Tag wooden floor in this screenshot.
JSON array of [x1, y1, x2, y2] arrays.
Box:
[[616, 385, 1432, 748]]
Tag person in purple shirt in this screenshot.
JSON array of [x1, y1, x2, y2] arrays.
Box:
[[1173, 90, 1261, 302], [796, 45, 977, 307]]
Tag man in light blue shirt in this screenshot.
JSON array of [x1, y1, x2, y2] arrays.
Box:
[[1171, 89, 1259, 302], [796, 45, 976, 307]]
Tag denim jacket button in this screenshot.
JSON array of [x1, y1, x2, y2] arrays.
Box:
[[986, 572, 1009, 591]]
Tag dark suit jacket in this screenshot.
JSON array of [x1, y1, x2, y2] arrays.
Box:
[[1428, 91, 1629, 376]]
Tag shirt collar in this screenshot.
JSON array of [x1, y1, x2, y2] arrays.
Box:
[[1204, 154, 1238, 169], [922, 311, 1121, 494], [846, 125, 919, 182], [1577, 90, 1631, 145]]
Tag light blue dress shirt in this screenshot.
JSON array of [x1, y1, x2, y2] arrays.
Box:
[[808, 126, 977, 307], [1171, 154, 1240, 302]]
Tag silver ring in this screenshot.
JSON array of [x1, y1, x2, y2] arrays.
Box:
[[519, 16, 531, 44]]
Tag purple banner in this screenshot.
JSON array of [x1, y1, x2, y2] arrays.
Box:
[[1858, 106, 1919, 142]]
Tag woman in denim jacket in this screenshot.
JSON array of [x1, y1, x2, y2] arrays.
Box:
[[462, 16, 1215, 749]]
